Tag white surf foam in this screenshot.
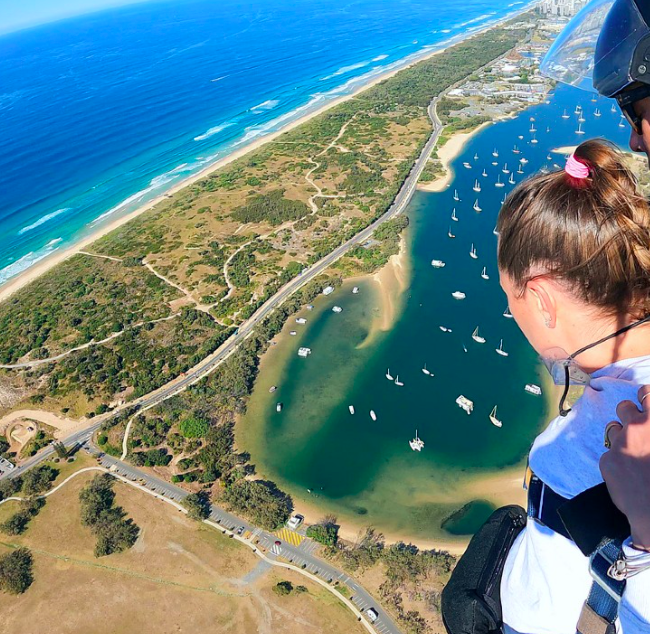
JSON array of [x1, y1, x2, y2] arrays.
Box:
[[320, 60, 372, 81], [0, 239, 63, 285], [194, 121, 235, 141], [372, 54, 389, 62], [18, 207, 71, 235], [250, 99, 280, 112]]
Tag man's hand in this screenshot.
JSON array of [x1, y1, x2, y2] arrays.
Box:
[[600, 385, 650, 550]]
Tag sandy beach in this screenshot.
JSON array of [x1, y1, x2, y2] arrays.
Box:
[[0, 7, 534, 306]]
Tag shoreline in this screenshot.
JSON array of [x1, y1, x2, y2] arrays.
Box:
[[0, 5, 537, 305]]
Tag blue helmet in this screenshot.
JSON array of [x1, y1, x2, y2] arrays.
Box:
[[541, 0, 650, 97]]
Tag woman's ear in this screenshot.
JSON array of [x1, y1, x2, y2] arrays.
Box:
[[526, 277, 557, 328]]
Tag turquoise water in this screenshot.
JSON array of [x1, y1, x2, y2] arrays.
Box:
[[241, 85, 633, 541]]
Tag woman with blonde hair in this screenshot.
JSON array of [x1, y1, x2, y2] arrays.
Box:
[[493, 139, 650, 633]]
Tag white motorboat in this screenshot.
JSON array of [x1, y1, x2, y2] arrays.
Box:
[[352, 286, 359, 294], [439, 325, 452, 333], [472, 326, 485, 343], [456, 395, 474, 414], [463, 162, 472, 169], [520, 157, 528, 164], [496, 339, 509, 357], [269, 386, 277, 393], [481, 266, 489, 280], [332, 305, 342, 313], [370, 410, 377, 421], [525, 384, 542, 396], [289, 330, 297, 336], [452, 291, 466, 300], [276, 402, 283, 412], [431, 259, 445, 268], [489, 406, 503, 428], [349, 405, 355, 414], [409, 430, 425, 451], [469, 244, 478, 259]]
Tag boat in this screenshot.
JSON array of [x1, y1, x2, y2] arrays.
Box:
[[472, 326, 485, 343], [431, 259, 446, 268], [332, 305, 343, 313], [531, 133, 538, 144], [578, 114, 585, 123], [546, 126, 550, 133], [289, 330, 297, 336], [518, 134, 524, 140], [276, 402, 283, 412], [394, 375, 404, 387], [370, 410, 377, 421], [439, 325, 452, 333], [495, 174, 505, 188], [422, 363, 433, 376], [611, 104, 617, 113], [496, 339, 509, 357], [574, 105, 581, 114], [386, 368, 394, 380], [530, 116, 535, 121], [575, 122, 585, 135], [453, 189, 460, 201], [469, 244, 478, 259], [508, 173, 515, 185], [448, 226, 456, 239], [520, 157, 528, 164], [492, 225, 499, 236], [525, 383, 542, 396], [503, 306, 513, 318], [473, 199, 482, 212], [501, 194, 507, 204], [474, 153, 479, 161], [409, 430, 425, 451], [562, 109, 570, 119], [456, 395, 474, 415], [512, 145, 520, 154], [595, 108, 601, 117], [502, 163, 510, 174], [529, 123, 537, 133], [481, 168, 488, 177], [451, 208, 458, 221], [298, 347, 312, 357], [352, 286, 359, 294], [489, 406, 503, 428], [473, 180, 481, 192], [452, 291, 466, 300], [296, 317, 307, 324], [517, 165, 524, 174], [619, 119, 626, 128], [481, 266, 489, 280], [463, 161, 472, 169], [492, 148, 499, 157], [349, 405, 355, 414], [546, 154, 552, 160], [491, 160, 498, 166], [462, 343, 468, 353], [269, 386, 277, 393]]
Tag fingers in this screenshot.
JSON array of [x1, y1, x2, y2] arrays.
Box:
[[638, 385, 650, 410], [616, 399, 642, 423], [605, 420, 624, 449]]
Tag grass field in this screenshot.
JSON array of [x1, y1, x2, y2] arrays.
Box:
[[0, 468, 366, 634]]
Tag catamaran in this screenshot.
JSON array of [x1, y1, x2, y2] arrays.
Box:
[[448, 226, 456, 238], [453, 189, 460, 201], [576, 122, 585, 135], [489, 406, 503, 428], [473, 180, 481, 192], [349, 405, 355, 414], [508, 173, 515, 185], [495, 175, 505, 188], [472, 326, 485, 343], [431, 259, 445, 268], [469, 244, 478, 259], [456, 395, 474, 415], [370, 410, 377, 421], [503, 306, 513, 318], [386, 368, 394, 380], [409, 430, 425, 451], [502, 163, 510, 174], [452, 291, 466, 300], [525, 384, 542, 396], [481, 267, 489, 280], [496, 339, 509, 357], [451, 208, 458, 221], [473, 199, 482, 212], [394, 375, 404, 387]]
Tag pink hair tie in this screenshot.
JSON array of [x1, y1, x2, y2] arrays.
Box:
[[565, 154, 590, 179]]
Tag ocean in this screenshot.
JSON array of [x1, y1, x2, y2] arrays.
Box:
[[0, 0, 534, 284], [239, 85, 634, 542]]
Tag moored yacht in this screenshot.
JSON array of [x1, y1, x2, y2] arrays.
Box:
[[520, 157, 529, 164], [276, 402, 283, 412], [595, 108, 601, 117], [481, 266, 489, 280], [451, 208, 458, 221], [562, 109, 570, 119], [409, 430, 425, 451], [473, 180, 481, 192], [422, 364, 431, 375], [463, 162, 472, 169], [469, 244, 478, 259], [531, 133, 538, 144], [508, 173, 515, 185], [473, 199, 482, 212], [452, 291, 466, 300], [489, 406, 503, 428], [439, 325, 452, 333], [448, 226, 456, 238], [495, 175, 505, 188], [386, 368, 394, 380], [394, 375, 404, 387], [576, 121, 585, 135], [503, 306, 513, 318], [474, 153, 479, 161], [496, 339, 509, 357], [370, 410, 377, 421], [502, 163, 510, 174], [472, 326, 485, 343], [332, 305, 342, 313], [431, 259, 445, 268], [453, 189, 460, 201], [525, 383, 542, 396], [492, 148, 499, 157], [349, 405, 355, 414], [482, 168, 488, 177], [456, 395, 474, 415], [512, 145, 520, 154], [352, 286, 359, 294]]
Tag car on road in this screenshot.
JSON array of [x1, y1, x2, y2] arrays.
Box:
[[287, 514, 304, 530], [274, 540, 281, 546], [366, 608, 379, 623]]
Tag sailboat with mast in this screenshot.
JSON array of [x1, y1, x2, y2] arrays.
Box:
[[451, 208, 458, 221], [386, 368, 394, 380], [409, 430, 425, 451], [473, 180, 481, 192], [530, 133, 538, 144], [481, 267, 489, 280], [472, 326, 485, 343], [473, 199, 482, 212], [482, 168, 488, 177], [394, 375, 404, 387], [502, 163, 510, 174], [422, 364, 433, 376], [448, 226, 456, 238], [575, 121, 585, 135], [469, 244, 478, 259], [562, 109, 570, 119], [508, 173, 515, 185], [495, 174, 505, 188], [594, 108, 601, 117], [453, 189, 460, 201], [492, 148, 499, 157], [489, 406, 503, 428], [503, 306, 513, 318], [496, 339, 509, 357]]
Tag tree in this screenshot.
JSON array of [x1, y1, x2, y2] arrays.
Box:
[[0, 499, 45, 536], [222, 480, 292, 530], [273, 580, 293, 596], [182, 491, 211, 521], [179, 417, 210, 439], [0, 548, 33, 595], [22, 465, 58, 497], [0, 477, 22, 503], [306, 516, 339, 547]]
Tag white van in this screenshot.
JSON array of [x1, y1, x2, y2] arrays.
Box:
[[366, 608, 378, 622]]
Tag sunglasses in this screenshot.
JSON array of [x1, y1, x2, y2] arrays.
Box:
[[616, 84, 650, 135]]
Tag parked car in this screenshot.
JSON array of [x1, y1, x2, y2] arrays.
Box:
[[287, 514, 304, 530], [366, 608, 378, 623], [236, 526, 244, 535]]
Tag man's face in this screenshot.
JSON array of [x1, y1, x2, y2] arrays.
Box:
[[628, 96, 650, 165]]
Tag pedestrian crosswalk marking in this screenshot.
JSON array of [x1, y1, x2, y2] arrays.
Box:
[[275, 527, 304, 547]]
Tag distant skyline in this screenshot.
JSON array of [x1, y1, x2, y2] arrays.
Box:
[[0, 0, 161, 35]]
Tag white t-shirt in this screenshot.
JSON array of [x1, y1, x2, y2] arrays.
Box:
[[501, 355, 650, 634]]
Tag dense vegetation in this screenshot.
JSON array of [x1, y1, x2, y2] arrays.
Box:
[[306, 516, 339, 547], [182, 491, 211, 520], [79, 473, 140, 557], [0, 498, 45, 535], [0, 548, 33, 595], [231, 190, 310, 225]]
